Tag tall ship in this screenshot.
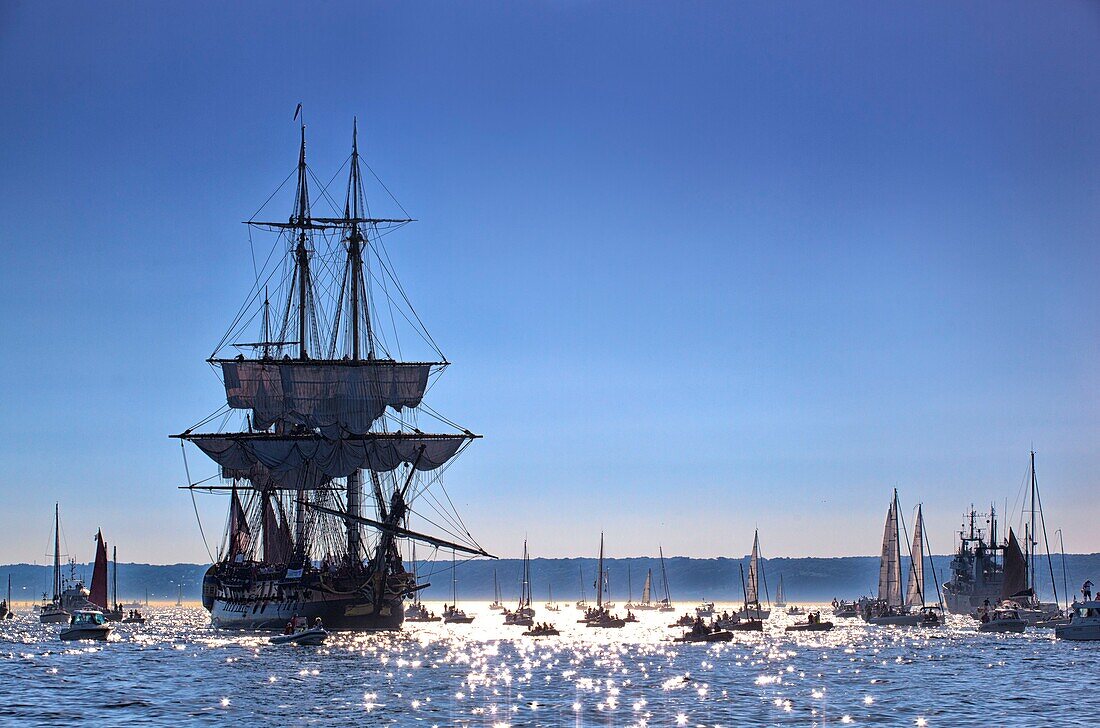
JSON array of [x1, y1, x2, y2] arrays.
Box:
[[942, 507, 1005, 615], [174, 116, 491, 630]]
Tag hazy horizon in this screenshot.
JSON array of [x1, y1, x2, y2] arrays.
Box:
[[2, 1, 1099, 563]]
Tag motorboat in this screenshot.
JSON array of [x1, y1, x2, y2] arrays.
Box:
[[405, 603, 440, 623], [675, 627, 733, 642], [503, 610, 534, 627], [669, 614, 694, 628], [60, 610, 111, 641], [443, 605, 474, 624], [978, 607, 1027, 633], [786, 620, 833, 632], [270, 626, 328, 646], [522, 624, 560, 637], [727, 619, 763, 632], [786, 612, 833, 632], [121, 612, 147, 624], [832, 600, 858, 618], [585, 612, 626, 629], [786, 605, 805, 616], [694, 601, 715, 618], [1055, 600, 1100, 641]]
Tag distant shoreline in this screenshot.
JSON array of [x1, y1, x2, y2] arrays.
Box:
[[4, 553, 1095, 603]]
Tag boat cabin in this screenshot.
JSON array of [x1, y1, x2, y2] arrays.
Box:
[[1073, 600, 1100, 619], [70, 610, 106, 626]]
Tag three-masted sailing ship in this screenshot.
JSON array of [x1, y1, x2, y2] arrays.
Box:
[[174, 117, 490, 630]]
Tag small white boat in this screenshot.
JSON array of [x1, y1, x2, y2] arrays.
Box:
[[443, 608, 474, 624], [60, 610, 112, 641], [786, 605, 805, 616], [694, 601, 715, 617], [978, 608, 1027, 633], [270, 626, 328, 646], [832, 600, 858, 618], [736, 604, 771, 620], [1056, 600, 1100, 641]]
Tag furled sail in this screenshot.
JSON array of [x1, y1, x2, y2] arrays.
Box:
[[90, 530, 109, 610], [218, 360, 434, 436], [878, 496, 902, 607], [746, 530, 760, 604], [641, 570, 652, 604], [906, 505, 925, 608], [1000, 528, 1028, 600], [187, 433, 469, 490]]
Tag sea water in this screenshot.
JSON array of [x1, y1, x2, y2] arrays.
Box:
[[0, 602, 1093, 726]]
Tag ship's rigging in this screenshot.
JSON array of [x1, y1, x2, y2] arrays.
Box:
[[174, 117, 490, 605]]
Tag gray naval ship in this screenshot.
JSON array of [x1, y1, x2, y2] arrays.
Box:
[[942, 507, 1005, 615], [174, 116, 491, 630]]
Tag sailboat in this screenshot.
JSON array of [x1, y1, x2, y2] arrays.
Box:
[[629, 569, 658, 611], [489, 570, 504, 611], [775, 575, 786, 608], [544, 584, 560, 612], [404, 544, 439, 622], [39, 505, 92, 623], [505, 540, 535, 625], [736, 530, 771, 619], [657, 546, 675, 612], [173, 116, 492, 630], [575, 566, 588, 610], [443, 551, 474, 624], [2, 576, 12, 619], [1011, 451, 1062, 622], [864, 492, 936, 626], [583, 533, 625, 628]]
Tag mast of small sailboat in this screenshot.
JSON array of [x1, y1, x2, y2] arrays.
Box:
[[739, 562, 750, 616], [112, 545, 118, 612], [52, 504, 61, 603], [659, 545, 672, 605], [596, 533, 604, 609], [451, 550, 458, 608], [519, 539, 530, 609]]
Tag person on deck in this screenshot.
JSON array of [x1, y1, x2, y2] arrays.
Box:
[[1083, 580, 1093, 600]]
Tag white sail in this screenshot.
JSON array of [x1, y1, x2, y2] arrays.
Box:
[[219, 360, 433, 437], [906, 505, 925, 608], [776, 576, 785, 606], [746, 530, 760, 604], [878, 495, 903, 607], [641, 570, 652, 604]]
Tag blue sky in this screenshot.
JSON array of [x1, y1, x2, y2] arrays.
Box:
[[1, 1, 1098, 563]]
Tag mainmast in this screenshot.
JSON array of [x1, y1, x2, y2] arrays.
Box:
[[53, 504, 60, 601], [292, 123, 312, 361], [596, 533, 605, 608]]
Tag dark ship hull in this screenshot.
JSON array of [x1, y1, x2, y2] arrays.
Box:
[[203, 563, 410, 630]]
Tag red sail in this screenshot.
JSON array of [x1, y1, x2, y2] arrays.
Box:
[[90, 530, 109, 610], [228, 487, 252, 560], [262, 495, 292, 564]]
